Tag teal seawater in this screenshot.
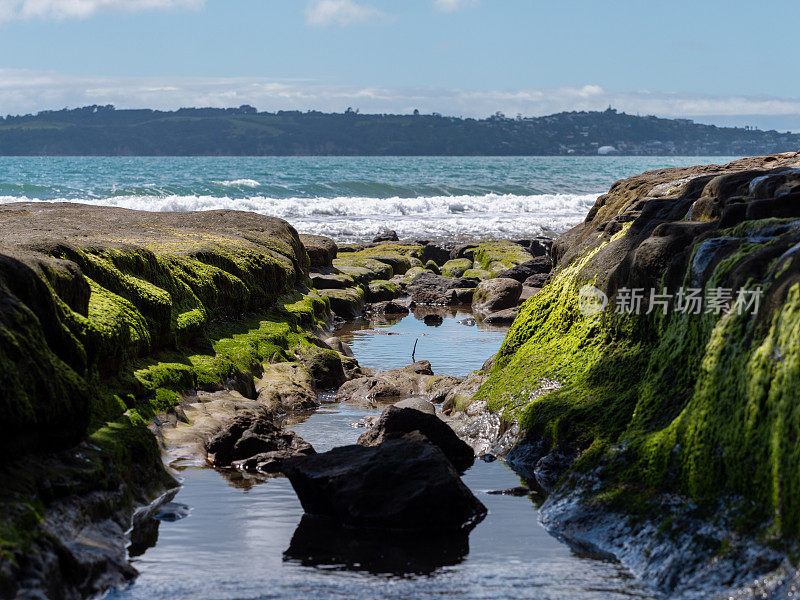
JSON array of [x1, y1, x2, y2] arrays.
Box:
[[0, 156, 738, 241]]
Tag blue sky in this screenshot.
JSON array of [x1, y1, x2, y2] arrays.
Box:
[[2, 0, 800, 129]]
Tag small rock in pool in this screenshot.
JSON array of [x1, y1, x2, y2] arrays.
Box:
[[423, 314, 444, 326], [486, 486, 533, 497], [478, 453, 497, 462], [460, 317, 476, 326], [207, 409, 315, 470]]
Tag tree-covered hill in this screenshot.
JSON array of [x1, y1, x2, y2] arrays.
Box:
[[0, 104, 798, 156]]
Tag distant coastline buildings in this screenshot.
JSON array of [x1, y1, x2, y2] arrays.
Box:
[[0, 105, 797, 156]]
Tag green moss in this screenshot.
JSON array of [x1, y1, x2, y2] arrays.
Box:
[[333, 256, 393, 282], [442, 258, 473, 278], [400, 266, 431, 284], [473, 242, 531, 276], [352, 243, 423, 259], [462, 268, 492, 280], [424, 260, 441, 275], [480, 215, 800, 539], [366, 279, 402, 302]]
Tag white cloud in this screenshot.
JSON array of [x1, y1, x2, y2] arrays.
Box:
[[0, 0, 203, 22], [304, 0, 383, 26], [433, 0, 479, 12], [1, 70, 800, 130]]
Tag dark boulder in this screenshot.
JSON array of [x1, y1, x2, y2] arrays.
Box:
[[366, 300, 411, 316], [407, 272, 479, 305], [421, 242, 453, 266], [373, 230, 399, 243], [450, 243, 477, 260], [514, 237, 553, 258], [496, 256, 552, 282], [524, 272, 550, 288], [282, 436, 486, 531], [482, 307, 518, 325], [310, 271, 353, 290], [207, 410, 315, 469], [453, 287, 475, 304], [423, 313, 443, 326], [358, 405, 475, 472]]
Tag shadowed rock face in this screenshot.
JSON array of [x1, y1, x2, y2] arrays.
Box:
[[407, 272, 480, 305], [282, 437, 486, 532]]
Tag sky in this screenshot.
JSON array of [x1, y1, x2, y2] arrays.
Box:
[[2, 0, 800, 130]]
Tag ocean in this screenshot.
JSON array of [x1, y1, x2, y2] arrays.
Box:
[[0, 156, 738, 241]]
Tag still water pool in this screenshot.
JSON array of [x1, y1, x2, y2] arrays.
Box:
[[106, 309, 657, 600]]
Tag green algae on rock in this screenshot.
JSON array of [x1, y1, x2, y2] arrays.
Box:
[[477, 152, 800, 550], [0, 203, 335, 598]]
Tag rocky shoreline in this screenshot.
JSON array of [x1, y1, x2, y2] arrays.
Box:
[[4, 151, 800, 600], [0, 203, 545, 599]]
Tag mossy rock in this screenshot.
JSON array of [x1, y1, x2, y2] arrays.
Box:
[[357, 243, 423, 259], [256, 362, 318, 413], [477, 153, 800, 541], [424, 260, 441, 275], [332, 257, 393, 283], [317, 287, 365, 320], [442, 258, 473, 278], [400, 266, 432, 285], [462, 268, 492, 280], [294, 344, 347, 390], [310, 271, 355, 290], [366, 279, 402, 302], [473, 242, 532, 275]]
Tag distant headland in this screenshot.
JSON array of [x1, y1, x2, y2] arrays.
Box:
[[1, 105, 798, 156]]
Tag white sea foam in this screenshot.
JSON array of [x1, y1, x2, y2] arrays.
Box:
[[213, 179, 261, 188], [0, 193, 597, 241]]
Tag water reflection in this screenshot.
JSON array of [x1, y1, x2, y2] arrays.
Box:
[[284, 515, 469, 576]]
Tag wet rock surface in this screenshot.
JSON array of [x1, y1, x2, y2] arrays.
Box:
[[392, 397, 436, 415], [358, 405, 475, 472], [335, 360, 442, 405], [365, 299, 412, 316], [256, 363, 319, 413], [206, 409, 315, 470], [282, 436, 486, 532]]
